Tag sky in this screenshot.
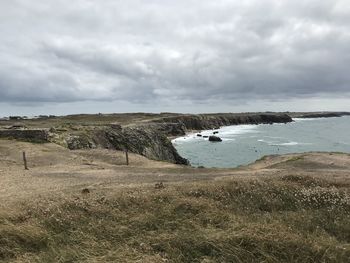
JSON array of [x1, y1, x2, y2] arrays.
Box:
[[0, 0, 350, 116]]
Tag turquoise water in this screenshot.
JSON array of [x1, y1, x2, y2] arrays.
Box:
[[172, 116, 350, 168]]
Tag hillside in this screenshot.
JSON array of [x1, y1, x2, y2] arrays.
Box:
[[0, 139, 349, 262]]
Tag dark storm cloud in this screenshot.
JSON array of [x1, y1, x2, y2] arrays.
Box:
[[0, 0, 349, 105]]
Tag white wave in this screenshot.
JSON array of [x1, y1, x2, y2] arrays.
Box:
[[218, 125, 258, 136], [293, 116, 350, 122], [258, 139, 312, 146], [292, 117, 336, 122], [173, 124, 259, 144], [269, 141, 312, 146], [293, 118, 316, 122], [263, 136, 284, 139], [271, 141, 299, 146], [171, 136, 197, 144], [257, 139, 276, 144]]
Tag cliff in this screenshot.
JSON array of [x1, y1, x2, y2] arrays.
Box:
[[47, 113, 292, 165], [0, 113, 294, 165], [289, 111, 350, 118], [0, 129, 49, 143], [151, 113, 292, 135], [49, 124, 189, 165]]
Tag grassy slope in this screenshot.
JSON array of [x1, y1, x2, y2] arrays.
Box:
[[0, 113, 181, 128], [1, 171, 350, 262], [0, 139, 349, 262]]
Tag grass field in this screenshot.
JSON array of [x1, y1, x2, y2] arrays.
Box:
[[0, 140, 349, 262]]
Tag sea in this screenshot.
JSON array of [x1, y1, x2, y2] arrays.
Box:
[[172, 116, 350, 168]]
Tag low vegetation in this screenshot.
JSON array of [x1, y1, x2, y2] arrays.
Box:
[[1, 174, 349, 262]]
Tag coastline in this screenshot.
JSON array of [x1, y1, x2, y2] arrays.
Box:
[[172, 115, 350, 168], [0, 112, 349, 166], [0, 116, 350, 262]]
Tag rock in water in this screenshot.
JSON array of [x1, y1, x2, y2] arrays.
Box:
[[197, 134, 202, 137], [209, 136, 222, 142]]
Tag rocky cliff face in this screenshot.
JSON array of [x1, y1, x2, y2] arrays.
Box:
[[57, 124, 189, 165], [105, 126, 188, 164], [290, 112, 350, 118], [152, 113, 292, 136], [0, 129, 49, 143], [53, 113, 292, 165], [0, 113, 294, 165]]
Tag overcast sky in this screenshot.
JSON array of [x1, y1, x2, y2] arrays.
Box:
[[1, 0, 350, 116]]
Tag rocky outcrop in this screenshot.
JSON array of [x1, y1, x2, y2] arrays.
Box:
[[59, 125, 188, 165], [152, 113, 292, 136], [66, 134, 97, 149], [291, 112, 350, 119], [120, 113, 291, 163], [209, 136, 222, 142], [150, 122, 187, 137], [0, 113, 293, 165], [62, 113, 291, 164], [0, 129, 49, 143], [105, 126, 188, 165]]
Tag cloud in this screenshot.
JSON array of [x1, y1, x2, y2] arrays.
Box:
[[0, 0, 349, 109]]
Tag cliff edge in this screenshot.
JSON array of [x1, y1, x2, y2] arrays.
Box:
[[43, 113, 292, 165]]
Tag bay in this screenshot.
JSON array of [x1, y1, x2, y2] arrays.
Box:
[[172, 116, 350, 168]]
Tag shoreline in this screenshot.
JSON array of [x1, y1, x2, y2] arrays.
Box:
[[172, 114, 350, 141], [171, 114, 350, 140], [172, 115, 350, 168], [0, 112, 349, 166]]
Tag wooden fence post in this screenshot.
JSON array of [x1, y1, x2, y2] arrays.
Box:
[[23, 151, 28, 170], [125, 149, 129, 166]]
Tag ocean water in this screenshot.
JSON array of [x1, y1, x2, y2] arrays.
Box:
[[172, 116, 350, 168]]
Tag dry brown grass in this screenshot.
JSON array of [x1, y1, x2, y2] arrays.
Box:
[[0, 139, 350, 262], [0, 113, 182, 129], [1, 177, 349, 262]]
